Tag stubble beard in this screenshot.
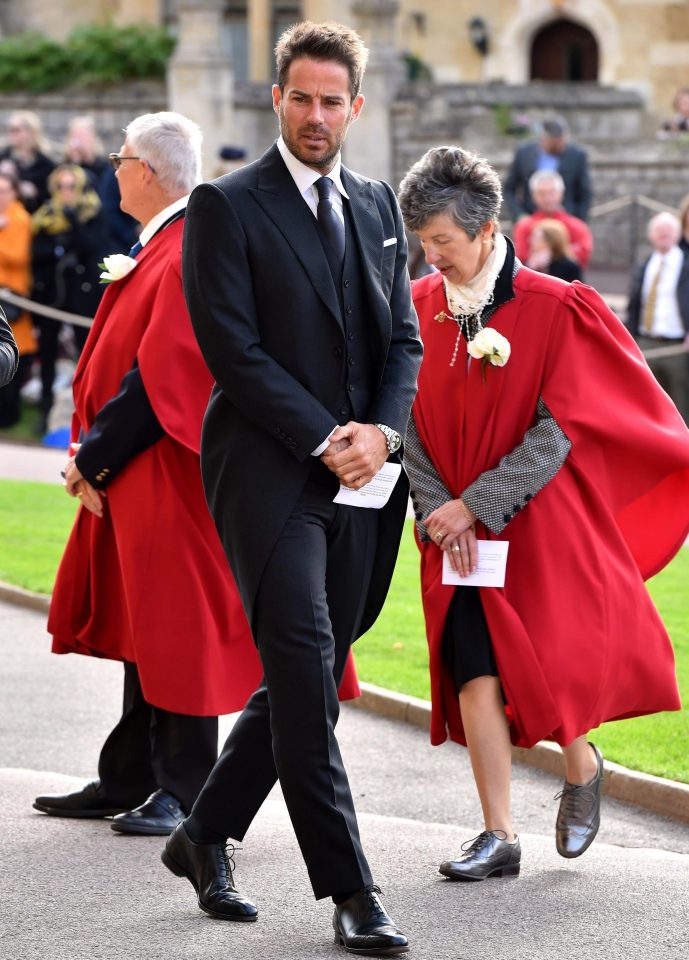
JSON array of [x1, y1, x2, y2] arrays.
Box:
[[279, 109, 347, 173]]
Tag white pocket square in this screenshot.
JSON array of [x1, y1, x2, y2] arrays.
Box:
[[383, 237, 397, 247]]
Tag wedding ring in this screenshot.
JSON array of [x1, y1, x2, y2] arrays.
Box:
[[451, 544, 460, 552], [434, 530, 446, 543]]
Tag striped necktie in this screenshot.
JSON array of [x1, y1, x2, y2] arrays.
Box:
[[315, 177, 345, 263]]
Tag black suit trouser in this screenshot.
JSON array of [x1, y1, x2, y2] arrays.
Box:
[[97, 661, 218, 814], [190, 478, 379, 900]]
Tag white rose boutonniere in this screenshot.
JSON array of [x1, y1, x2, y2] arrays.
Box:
[[467, 328, 511, 383], [99, 254, 138, 284]]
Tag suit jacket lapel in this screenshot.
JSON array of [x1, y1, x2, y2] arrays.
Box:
[[249, 145, 342, 325], [341, 167, 387, 320]]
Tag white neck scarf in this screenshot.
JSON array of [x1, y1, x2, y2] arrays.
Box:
[[443, 232, 507, 320]]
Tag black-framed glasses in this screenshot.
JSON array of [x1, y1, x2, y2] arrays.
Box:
[[108, 153, 156, 173]]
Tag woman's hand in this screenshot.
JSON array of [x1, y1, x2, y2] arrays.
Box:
[[63, 443, 104, 518], [426, 498, 478, 576]]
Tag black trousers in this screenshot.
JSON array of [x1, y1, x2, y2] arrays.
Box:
[[191, 479, 379, 900], [97, 661, 218, 815]]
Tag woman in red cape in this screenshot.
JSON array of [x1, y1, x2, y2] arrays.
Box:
[[398, 146, 689, 882], [35, 111, 360, 837]]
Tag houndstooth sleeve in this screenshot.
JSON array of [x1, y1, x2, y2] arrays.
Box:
[[462, 397, 571, 534], [404, 413, 453, 541], [404, 398, 571, 540]]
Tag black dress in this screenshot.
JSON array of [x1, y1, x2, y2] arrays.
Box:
[[547, 257, 582, 282]]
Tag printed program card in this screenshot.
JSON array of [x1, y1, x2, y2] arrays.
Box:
[[442, 540, 509, 587], [333, 462, 402, 509]]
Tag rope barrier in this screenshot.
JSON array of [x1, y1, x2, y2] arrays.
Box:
[[0, 287, 93, 328]]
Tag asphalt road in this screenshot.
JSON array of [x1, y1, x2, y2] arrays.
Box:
[[1, 599, 688, 960]]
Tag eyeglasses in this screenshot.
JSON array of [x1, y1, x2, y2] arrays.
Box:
[[56, 182, 77, 191], [108, 153, 156, 173]]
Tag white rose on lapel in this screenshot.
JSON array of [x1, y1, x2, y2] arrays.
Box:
[[467, 328, 511, 383], [99, 254, 138, 284]]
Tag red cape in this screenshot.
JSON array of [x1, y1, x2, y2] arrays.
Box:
[[48, 219, 360, 713], [412, 269, 688, 748]]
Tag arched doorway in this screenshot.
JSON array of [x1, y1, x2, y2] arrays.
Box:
[[530, 19, 599, 82]]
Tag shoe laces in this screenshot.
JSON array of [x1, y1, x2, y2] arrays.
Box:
[[461, 829, 507, 854], [554, 783, 596, 815], [217, 842, 241, 881], [364, 884, 386, 919]]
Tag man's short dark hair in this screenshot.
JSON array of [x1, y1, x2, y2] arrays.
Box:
[[275, 21, 369, 100], [541, 116, 569, 139]]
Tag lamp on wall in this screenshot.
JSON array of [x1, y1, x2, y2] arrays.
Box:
[[468, 16, 490, 57]]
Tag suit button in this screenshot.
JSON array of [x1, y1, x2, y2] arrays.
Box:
[[513, 504, 521, 513], [503, 513, 511, 523], [524, 493, 532, 501], [339, 406, 348, 416], [333, 347, 342, 357], [343, 279, 350, 288], [348, 358, 355, 366], [348, 384, 354, 392], [345, 306, 352, 315], [347, 332, 354, 340]]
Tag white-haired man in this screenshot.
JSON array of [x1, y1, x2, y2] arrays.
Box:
[[33, 113, 261, 836], [627, 211, 689, 423], [513, 169, 593, 269]]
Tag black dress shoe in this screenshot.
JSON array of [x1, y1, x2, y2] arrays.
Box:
[[555, 742, 604, 858], [161, 822, 257, 922], [439, 830, 521, 881], [333, 886, 409, 956], [111, 789, 185, 836], [33, 780, 128, 818]]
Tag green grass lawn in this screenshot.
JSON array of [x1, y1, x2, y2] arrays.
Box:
[[1, 479, 687, 782]]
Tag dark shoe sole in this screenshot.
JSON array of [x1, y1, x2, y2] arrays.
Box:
[[160, 848, 258, 922], [33, 801, 127, 818], [334, 933, 409, 955], [111, 819, 179, 836], [439, 862, 520, 881]]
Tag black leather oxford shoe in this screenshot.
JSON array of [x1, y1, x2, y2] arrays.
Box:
[[333, 886, 409, 955], [111, 788, 185, 836], [162, 822, 257, 922], [33, 780, 128, 818], [555, 742, 604, 858], [439, 830, 521, 881]]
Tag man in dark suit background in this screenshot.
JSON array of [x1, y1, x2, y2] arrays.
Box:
[[164, 21, 422, 956], [503, 116, 592, 222], [626, 211, 689, 423]]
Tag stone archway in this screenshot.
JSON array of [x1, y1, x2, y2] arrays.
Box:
[[492, 0, 620, 86], [530, 19, 599, 82]]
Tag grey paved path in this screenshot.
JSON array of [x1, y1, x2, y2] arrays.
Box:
[[1, 600, 688, 960], [0, 440, 65, 483]]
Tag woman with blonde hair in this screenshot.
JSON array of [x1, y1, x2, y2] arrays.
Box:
[[527, 217, 582, 281], [0, 110, 55, 212]]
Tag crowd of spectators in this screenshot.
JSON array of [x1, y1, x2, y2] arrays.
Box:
[[0, 110, 137, 434]]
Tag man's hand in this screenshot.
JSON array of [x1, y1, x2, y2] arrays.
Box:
[[321, 421, 388, 489]]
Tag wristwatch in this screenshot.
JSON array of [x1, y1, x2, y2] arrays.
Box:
[[374, 423, 402, 454]]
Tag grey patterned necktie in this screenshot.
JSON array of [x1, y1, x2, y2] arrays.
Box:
[[315, 176, 345, 263]]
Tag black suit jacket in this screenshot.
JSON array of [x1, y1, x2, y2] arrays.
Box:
[[626, 252, 689, 337], [183, 143, 422, 632], [503, 140, 592, 221]]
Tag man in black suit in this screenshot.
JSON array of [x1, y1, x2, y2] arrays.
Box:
[[626, 211, 689, 423], [503, 116, 592, 222], [164, 21, 422, 956]]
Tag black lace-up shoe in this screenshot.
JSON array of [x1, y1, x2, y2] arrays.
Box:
[[111, 789, 184, 836], [161, 822, 257, 921], [439, 830, 521, 881], [333, 885, 409, 955], [555, 742, 604, 858], [33, 780, 128, 818]]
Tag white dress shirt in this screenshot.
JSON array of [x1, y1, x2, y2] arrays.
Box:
[[138, 195, 190, 247], [642, 245, 685, 338]]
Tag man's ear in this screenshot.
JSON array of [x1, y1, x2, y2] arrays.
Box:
[[349, 94, 365, 125], [271, 84, 282, 116]]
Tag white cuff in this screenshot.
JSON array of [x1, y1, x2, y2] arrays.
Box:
[[311, 427, 339, 457]]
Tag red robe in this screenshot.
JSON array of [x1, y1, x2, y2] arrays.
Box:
[[412, 268, 689, 749], [48, 219, 360, 714]]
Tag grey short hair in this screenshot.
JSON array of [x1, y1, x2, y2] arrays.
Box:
[[647, 211, 681, 242], [125, 112, 202, 195], [528, 169, 565, 196], [398, 146, 502, 239]]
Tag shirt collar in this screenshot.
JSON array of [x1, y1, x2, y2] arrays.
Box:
[[276, 137, 349, 200], [139, 194, 190, 247]]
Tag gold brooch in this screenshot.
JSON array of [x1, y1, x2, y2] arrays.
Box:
[[434, 311, 450, 323]]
